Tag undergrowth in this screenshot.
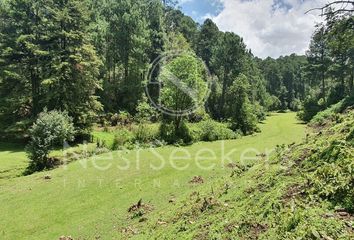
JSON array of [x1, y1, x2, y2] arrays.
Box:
[[128, 110, 354, 239]]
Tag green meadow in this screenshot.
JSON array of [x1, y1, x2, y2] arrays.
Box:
[[0, 112, 306, 239]]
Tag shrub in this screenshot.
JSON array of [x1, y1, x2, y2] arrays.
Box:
[[253, 102, 266, 121], [310, 95, 354, 126], [268, 95, 281, 111], [111, 111, 132, 126], [289, 98, 302, 111], [310, 102, 341, 126], [159, 120, 192, 145], [308, 140, 354, 212], [192, 120, 238, 142], [26, 110, 75, 173], [327, 84, 345, 106], [112, 128, 134, 150], [188, 108, 210, 123], [133, 124, 159, 143], [135, 100, 159, 123], [297, 96, 325, 122]]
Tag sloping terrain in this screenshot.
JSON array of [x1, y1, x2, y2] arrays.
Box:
[[0, 113, 306, 239], [135, 109, 354, 239]]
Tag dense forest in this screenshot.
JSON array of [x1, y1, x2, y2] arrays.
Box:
[[0, 1, 354, 239], [0, 0, 353, 167]]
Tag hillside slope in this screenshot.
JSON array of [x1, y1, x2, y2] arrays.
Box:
[[0, 113, 305, 239], [133, 110, 354, 239]]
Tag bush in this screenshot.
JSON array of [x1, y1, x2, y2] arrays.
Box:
[[253, 102, 266, 121], [112, 128, 134, 150], [26, 110, 75, 173], [297, 96, 325, 122], [188, 108, 210, 123], [289, 98, 302, 111], [310, 95, 354, 126], [133, 124, 159, 143], [159, 120, 192, 145], [327, 84, 345, 106], [191, 120, 238, 142], [110, 111, 132, 126], [268, 95, 281, 111], [135, 100, 159, 123]]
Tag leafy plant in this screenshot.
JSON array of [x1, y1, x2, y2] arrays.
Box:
[[133, 124, 159, 143], [25, 110, 75, 173], [192, 119, 238, 142], [112, 129, 134, 150]]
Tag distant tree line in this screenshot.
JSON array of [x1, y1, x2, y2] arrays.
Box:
[[0, 0, 352, 141]]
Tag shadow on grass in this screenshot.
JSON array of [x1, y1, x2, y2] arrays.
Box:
[[0, 142, 25, 153]]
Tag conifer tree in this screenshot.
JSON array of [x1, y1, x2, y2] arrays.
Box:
[[0, 0, 50, 117], [44, 0, 103, 133]]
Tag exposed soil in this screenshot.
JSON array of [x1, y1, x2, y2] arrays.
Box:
[[59, 236, 73, 240], [127, 199, 154, 221], [189, 176, 204, 184]]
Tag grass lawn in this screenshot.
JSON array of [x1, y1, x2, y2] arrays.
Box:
[[0, 112, 306, 239], [0, 143, 28, 180]]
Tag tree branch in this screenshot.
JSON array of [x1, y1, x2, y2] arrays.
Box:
[[305, 1, 354, 15]]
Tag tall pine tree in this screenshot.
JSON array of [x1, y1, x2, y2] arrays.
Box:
[[44, 0, 102, 133]]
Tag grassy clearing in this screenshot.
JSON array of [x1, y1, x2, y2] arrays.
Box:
[[0, 143, 28, 180], [0, 112, 306, 239]]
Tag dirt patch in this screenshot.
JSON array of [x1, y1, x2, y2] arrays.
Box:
[[200, 197, 220, 212], [256, 153, 267, 159], [44, 175, 52, 180], [121, 226, 138, 236], [128, 199, 154, 219], [244, 187, 255, 194], [224, 222, 238, 233], [324, 209, 354, 221], [282, 184, 305, 203], [189, 176, 204, 184], [226, 163, 238, 169], [59, 236, 73, 240], [249, 223, 268, 238]]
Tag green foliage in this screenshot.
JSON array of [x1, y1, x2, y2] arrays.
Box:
[[110, 111, 132, 126], [26, 110, 75, 173], [101, 0, 151, 113], [94, 123, 160, 150], [0, 0, 102, 134], [159, 120, 192, 145], [160, 54, 208, 115], [289, 98, 302, 111], [309, 95, 354, 125], [159, 53, 208, 143], [165, 8, 198, 46], [191, 119, 238, 142], [226, 74, 259, 134], [297, 94, 325, 122], [196, 18, 220, 71], [187, 108, 209, 123], [112, 129, 134, 150], [305, 111, 354, 212], [132, 123, 159, 144], [0, 113, 309, 239], [253, 102, 267, 121], [257, 54, 307, 111], [267, 95, 282, 111], [135, 100, 159, 123], [211, 32, 247, 117]]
